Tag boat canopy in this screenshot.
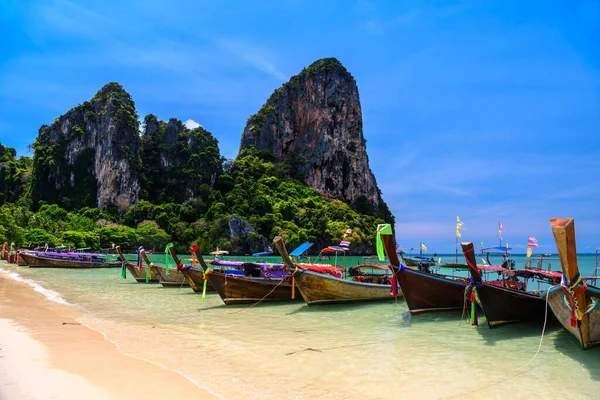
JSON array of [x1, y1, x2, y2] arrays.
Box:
[[252, 251, 273, 257], [481, 246, 512, 252], [290, 242, 313, 257], [321, 246, 349, 253], [350, 264, 390, 271], [508, 268, 561, 280], [297, 263, 344, 278]]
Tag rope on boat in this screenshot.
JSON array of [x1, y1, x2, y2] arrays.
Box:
[[519, 285, 554, 369], [229, 278, 287, 314], [442, 284, 557, 400], [458, 286, 470, 327]]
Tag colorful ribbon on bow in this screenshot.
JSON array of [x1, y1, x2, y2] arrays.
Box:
[[8, 242, 14, 264], [137, 246, 143, 270], [390, 273, 399, 297], [470, 287, 479, 326], [164, 243, 174, 275], [121, 261, 127, 279], [561, 273, 587, 327], [291, 266, 299, 299]]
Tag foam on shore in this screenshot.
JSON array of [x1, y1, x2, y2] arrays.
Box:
[[0, 267, 70, 305]]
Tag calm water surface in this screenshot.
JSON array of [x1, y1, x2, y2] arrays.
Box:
[[2, 254, 600, 399]]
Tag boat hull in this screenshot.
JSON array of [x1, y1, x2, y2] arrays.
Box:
[[17, 252, 28, 266], [546, 286, 600, 349], [294, 269, 399, 306], [207, 271, 299, 305], [395, 267, 467, 315], [474, 284, 551, 328], [20, 253, 121, 268], [149, 265, 189, 288], [124, 262, 159, 283], [180, 268, 215, 293]]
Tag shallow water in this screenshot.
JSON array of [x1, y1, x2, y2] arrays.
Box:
[[2, 254, 600, 399]]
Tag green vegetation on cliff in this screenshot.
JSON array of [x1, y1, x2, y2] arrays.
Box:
[[0, 144, 32, 206], [1, 73, 395, 254], [139, 114, 221, 204]]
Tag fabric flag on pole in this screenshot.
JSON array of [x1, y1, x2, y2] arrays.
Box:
[[499, 222, 503, 231], [420, 242, 427, 251], [527, 236, 539, 248], [456, 216, 464, 232], [344, 228, 353, 237], [526, 247, 533, 258], [340, 240, 350, 247]]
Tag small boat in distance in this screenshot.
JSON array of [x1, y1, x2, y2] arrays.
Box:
[[251, 246, 273, 257]]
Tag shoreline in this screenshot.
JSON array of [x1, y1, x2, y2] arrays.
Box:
[[0, 265, 219, 400]]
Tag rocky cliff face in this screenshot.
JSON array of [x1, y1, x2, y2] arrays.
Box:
[[31, 83, 140, 211], [227, 215, 270, 255], [239, 58, 382, 210]]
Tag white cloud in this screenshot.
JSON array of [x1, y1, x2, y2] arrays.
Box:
[[184, 119, 202, 129], [217, 38, 287, 81]]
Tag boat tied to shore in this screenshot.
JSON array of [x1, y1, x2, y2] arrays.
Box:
[[115, 246, 159, 283], [19, 249, 121, 268], [191, 246, 299, 305], [543, 218, 600, 350], [460, 241, 558, 328], [273, 236, 401, 306]]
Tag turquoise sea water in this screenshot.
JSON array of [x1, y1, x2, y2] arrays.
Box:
[[2, 254, 600, 399]]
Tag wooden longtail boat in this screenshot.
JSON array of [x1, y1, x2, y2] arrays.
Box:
[[274, 236, 400, 305], [544, 218, 600, 350], [378, 229, 469, 315], [192, 247, 298, 305], [20, 252, 121, 268], [115, 246, 159, 283], [166, 246, 214, 293], [461, 241, 553, 328], [179, 267, 215, 293], [402, 255, 436, 268], [148, 262, 189, 288]]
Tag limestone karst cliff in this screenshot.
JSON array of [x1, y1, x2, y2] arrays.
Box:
[[239, 58, 390, 221], [140, 114, 221, 204], [31, 83, 141, 211]]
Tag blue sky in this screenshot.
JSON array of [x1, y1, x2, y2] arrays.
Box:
[[1, 0, 599, 253]]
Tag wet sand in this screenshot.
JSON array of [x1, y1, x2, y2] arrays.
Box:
[[0, 271, 219, 400]]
